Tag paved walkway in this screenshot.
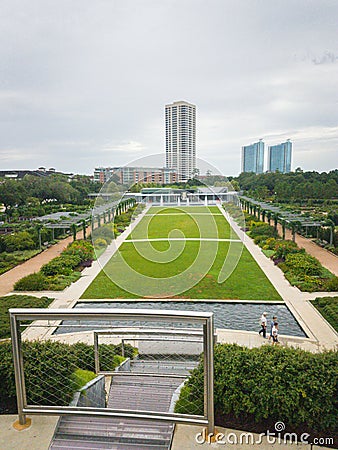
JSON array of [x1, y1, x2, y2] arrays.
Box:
[[0, 226, 91, 297]]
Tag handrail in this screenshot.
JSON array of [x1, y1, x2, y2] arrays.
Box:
[[10, 308, 215, 434]]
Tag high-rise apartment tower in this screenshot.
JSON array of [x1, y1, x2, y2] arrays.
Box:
[[268, 140, 292, 173], [241, 140, 265, 174], [165, 100, 196, 182]]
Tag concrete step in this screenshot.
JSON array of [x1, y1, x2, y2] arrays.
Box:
[[51, 436, 169, 449], [49, 360, 192, 450]]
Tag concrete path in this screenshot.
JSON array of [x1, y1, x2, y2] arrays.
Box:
[[0, 226, 91, 297], [218, 205, 338, 350], [0, 415, 58, 450]]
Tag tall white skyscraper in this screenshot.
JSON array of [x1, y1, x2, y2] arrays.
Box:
[[165, 100, 196, 182]]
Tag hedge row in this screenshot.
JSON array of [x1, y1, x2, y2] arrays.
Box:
[[0, 295, 53, 339], [311, 297, 338, 332], [0, 340, 134, 408], [14, 240, 94, 291], [175, 344, 338, 434], [249, 222, 338, 292]]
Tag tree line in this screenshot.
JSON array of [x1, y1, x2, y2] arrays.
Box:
[[235, 169, 338, 202], [0, 174, 102, 217]]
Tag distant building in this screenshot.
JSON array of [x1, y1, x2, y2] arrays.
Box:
[[94, 167, 114, 184], [268, 140, 292, 173], [165, 100, 196, 182], [241, 140, 264, 174], [94, 166, 178, 185]]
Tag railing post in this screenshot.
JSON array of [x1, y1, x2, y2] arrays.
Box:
[[10, 313, 27, 425], [94, 332, 99, 374], [205, 316, 215, 435], [121, 339, 125, 358]]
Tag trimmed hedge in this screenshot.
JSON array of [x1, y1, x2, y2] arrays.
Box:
[[14, 240, 94, 291], [175, 344, 338, 434], [311, 297, 338, 332], [0, 295, 53, 339], [13, 272, 49, 291], [250, 222, 278, 238], [247, 223, 338, 292], [0, 340, 133, 409], [41, 254, 82, 276]]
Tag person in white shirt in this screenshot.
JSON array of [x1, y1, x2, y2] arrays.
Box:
[[271, 322, 279, 345], [258, 312, 267, 338]]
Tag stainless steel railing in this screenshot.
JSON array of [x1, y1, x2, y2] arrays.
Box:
[[9, 308, 215, 434]]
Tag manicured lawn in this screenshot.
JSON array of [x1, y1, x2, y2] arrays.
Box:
[[128, 206, 236, 240], [82, 207, 281, 300], [81, 241, 281, 300]]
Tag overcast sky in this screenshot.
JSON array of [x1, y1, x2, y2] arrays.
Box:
[[1, 0, 337, 176]]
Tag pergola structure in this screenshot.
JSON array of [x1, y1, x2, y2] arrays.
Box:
[[240, 196, 325, 242], [37, 198, 136, 247]]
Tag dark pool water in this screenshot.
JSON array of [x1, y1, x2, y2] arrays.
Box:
[[54, 301, 306, 337]]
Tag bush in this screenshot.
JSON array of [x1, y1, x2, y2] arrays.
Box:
[[284, 253, 322, 278], [262, 237, 276, 250], [0, 340, 134, 410], [63, 240, 94, 262], [92, 225, 114, 244], [273, 240, 301, 260], [15, 240, 94, 291], [323, 276, 338, 292], [175, 344, 338, 433], [311, 297, 338, 332], [253, 235, 270, 245], [41, 255, 81, 276], [250, 223, 277, 238], [14, 273, 49, 291], [94, 238, 107, 249], [3, 231, 36, 252]]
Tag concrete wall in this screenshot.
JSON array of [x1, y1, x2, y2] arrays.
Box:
[[70, 375, 106, 408]]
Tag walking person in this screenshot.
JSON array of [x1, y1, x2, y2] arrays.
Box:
[[269, 316, 277, 341], [258, 312, 267, 338], [271, 321, 279, 345]]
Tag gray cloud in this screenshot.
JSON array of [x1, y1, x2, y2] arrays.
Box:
[[0, 0, 337, 175]]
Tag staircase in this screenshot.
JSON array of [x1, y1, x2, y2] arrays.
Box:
[[49, 360, 197, 450]]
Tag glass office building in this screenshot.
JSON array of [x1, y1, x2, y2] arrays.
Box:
[[241, 140, 264, 174], [268, 140, 292, 173]]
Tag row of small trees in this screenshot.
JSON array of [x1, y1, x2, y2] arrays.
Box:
[[240, 198, 336, 246]]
